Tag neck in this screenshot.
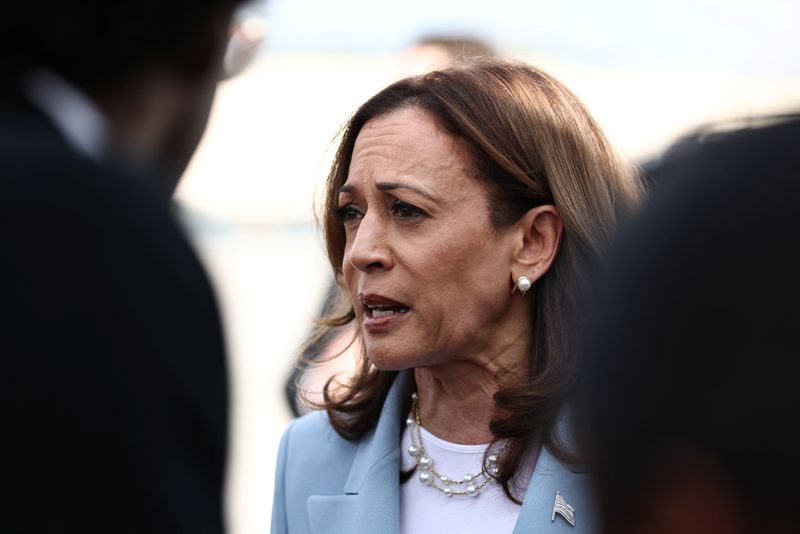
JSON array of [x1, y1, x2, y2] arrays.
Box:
[[102, 78, 178, 152], [413, 335, 529, 445], [95, 73, 193, 190]]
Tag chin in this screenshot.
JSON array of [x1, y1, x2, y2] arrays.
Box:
[[365, 344, 417, 372], [366, 356, 409, 372]]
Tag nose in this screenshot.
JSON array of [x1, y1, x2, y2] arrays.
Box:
[[346, 212, 393, 273]]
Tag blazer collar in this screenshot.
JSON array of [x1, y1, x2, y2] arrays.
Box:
[[307, 371, 410, 534], [342, 371, 411, 494], [22, 69, 112, 162], [307, 372, 594, 534], [514, 446, 595, 533]]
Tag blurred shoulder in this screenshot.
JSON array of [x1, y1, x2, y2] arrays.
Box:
[[0, 103, 170, 220]]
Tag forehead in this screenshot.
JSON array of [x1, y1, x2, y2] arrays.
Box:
[[344, 107, 474, 194]]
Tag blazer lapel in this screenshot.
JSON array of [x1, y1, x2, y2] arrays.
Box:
[[307, 372, 411, 534], [306, 373, 595, 534], [514, 447, 596, 533]]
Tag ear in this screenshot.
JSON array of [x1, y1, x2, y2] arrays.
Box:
[[511, 204, 564, 284]]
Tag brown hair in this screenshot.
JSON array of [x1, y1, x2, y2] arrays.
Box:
[[317, 60, 644, 501]]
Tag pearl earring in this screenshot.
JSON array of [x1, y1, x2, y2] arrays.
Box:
[[515, 276, 532, 296]]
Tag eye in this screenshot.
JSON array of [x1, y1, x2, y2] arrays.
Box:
[[333, 203, 363, 224], [391, 200, 426, 220]]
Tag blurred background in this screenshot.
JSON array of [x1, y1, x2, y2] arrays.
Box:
[[173, 0, 800, 532]]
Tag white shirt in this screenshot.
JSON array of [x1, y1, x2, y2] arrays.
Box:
[[400, 425, 533, 534], [22, 69, 111, 162]]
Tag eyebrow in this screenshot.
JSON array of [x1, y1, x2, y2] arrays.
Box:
[[338, 181, 436, 200]]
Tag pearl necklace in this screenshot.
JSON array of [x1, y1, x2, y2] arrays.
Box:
[[406, 392, 499, 498]]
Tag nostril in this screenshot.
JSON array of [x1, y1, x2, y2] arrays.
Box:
[[347, 225, 393, 271]]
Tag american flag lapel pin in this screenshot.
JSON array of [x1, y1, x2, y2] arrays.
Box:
[[552, 490, 576, 527]]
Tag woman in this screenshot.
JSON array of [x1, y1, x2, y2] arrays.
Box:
[[272, 61, 643, 534]]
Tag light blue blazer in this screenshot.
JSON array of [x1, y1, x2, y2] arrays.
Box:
[[271, 372, 596, 534]]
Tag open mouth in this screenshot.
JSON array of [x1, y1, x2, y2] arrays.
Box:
[[359, 294, 411, 325], [365, 303, 410, 318]]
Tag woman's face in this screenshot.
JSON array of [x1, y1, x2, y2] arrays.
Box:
[[337, 107, 522, 371]]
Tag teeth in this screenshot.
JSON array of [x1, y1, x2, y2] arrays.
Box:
[[373, 309, 396, 318]]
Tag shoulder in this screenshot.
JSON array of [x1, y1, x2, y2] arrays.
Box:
[[0, 122, 210, 291], [0, 104, 174, 230], [272, 411, 362, 533], [520, 447, 597, 533], [0, 113, 222, 366], [277, 411, 359, 478], [2, 150, 170, 231]]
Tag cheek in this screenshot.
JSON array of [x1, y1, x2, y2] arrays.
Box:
[[436, 231, 508, 281], [415, 239, 510, 317], [341, 245, 356, 287]]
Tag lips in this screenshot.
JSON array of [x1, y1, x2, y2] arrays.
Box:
[[359, 293, 410, 329]]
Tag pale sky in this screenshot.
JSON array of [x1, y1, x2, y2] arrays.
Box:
[[263, 0, 800, 75]]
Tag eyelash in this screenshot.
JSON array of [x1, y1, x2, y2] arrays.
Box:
[[332, 200, 427, 224], [391, 200, 426, 220], [332, 204, 362, 222]]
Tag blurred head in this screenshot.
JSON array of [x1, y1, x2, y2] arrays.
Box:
[[414, 35, 496, 61], [3, 0, 248, 180], [3, 0, 245, 89], [397, 35, 496, 75], [320, 60, 644, 497], [585, 117, 800, 534]]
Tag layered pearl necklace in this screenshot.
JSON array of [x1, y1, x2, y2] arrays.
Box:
[[406, 392, 499, 498]]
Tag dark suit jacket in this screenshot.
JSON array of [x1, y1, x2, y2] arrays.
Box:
[[0, 92, 228, 533]]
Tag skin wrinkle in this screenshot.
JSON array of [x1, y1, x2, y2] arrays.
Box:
[[375, 182, 437, 199], [340, 107, 561, 444]]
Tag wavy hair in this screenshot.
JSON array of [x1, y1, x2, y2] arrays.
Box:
[[315, 60, 644, 501]]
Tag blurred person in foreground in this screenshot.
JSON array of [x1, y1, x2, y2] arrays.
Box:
[[271, 61, 644, 534], [584, 115, 800, 534], [0, 0, 247, 532]]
